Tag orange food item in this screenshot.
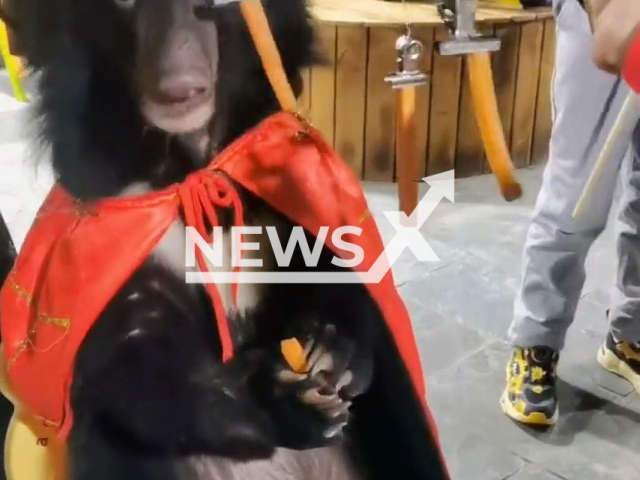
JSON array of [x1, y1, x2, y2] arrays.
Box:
[[280, 338, 307, 374]]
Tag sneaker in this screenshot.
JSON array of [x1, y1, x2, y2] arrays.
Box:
[[500, 346, 559, 426], [597, 331, 640, 394]]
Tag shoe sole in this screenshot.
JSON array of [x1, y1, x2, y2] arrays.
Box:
[[597, 345, 640, 395], [500, 389, 558, 426]]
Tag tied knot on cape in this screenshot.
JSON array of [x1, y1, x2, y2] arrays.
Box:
[[177, 169, 244, 361]]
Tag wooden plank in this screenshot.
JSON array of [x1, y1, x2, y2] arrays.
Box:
[[531, 18, 556, 165], [309, 0, 552, 27], [334, 25, 368, 177], [456, 24, 495, 178], [363, 26, 400, 182], [486, 22, 521, 173], [510, 20, 544, 168], [309, 25, 337, 146], [427, 27, 463, 176]]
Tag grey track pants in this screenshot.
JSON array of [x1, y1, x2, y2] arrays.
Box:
[[508, 0, 640, 351]]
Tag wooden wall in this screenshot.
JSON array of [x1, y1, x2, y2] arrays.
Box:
[[300, 17, 556, 182]]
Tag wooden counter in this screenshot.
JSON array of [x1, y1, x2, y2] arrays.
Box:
[[300, 0, 556, 181]]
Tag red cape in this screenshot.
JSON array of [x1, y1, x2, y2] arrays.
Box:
[[0, 112, 449, 476]]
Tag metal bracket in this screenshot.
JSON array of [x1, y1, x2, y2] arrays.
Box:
[[193, 0, 242, 17], [384, 33, 429, 89], [435, 0, 501, 56]]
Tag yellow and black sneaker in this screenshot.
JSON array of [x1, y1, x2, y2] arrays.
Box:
[[500, 346, 559, 426], [597, 331, 640, 394]]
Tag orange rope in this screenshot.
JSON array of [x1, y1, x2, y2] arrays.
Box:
[[239, 0, 298, 113], [178, 172, 244, 361]]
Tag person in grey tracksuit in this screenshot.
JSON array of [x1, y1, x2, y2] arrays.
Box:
[[501, 0, 640, 426]]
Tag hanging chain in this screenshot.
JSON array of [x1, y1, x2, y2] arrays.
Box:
[[402, 0, 410, 37]]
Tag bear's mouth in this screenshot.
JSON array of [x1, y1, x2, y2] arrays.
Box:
[[141, 75, 215, 135]]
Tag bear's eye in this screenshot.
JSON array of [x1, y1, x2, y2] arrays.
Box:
[[114, 0, 136, 9]]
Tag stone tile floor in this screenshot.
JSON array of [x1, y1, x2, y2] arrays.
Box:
[[1, 71, 638, 479]]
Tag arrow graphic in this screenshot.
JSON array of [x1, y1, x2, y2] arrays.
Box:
[[364, 169, 454, 283], [185, 170, 455, 284]]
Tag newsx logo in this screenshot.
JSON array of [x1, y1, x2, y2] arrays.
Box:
[[184, 170, 454, 284]]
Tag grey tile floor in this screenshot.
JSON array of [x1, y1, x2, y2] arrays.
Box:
[[1, 72, 638, 479]]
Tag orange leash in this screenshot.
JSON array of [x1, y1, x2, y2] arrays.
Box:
[[239, 0, 307, 367], [239, 0, 298, 113]]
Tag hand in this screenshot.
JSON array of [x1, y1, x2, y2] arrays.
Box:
[[590, 0, 640, 73], [252, 323, 373, 450]]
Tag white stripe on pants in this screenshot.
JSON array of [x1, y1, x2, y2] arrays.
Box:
[[508, 0, 640, 350]]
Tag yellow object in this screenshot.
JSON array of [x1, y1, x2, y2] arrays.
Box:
[[467, 52, 522, 201], [281, 338, 308, 373], [0, 20, 27, 102], [0, 347, 67, 480]]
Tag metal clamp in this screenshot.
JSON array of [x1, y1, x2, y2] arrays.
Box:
[[435, 0, 501, 56], [384, 33, 428, 89]]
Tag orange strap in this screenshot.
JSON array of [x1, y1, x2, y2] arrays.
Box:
[[395, 87, 420, 220], [239, 0, 298, 113]]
